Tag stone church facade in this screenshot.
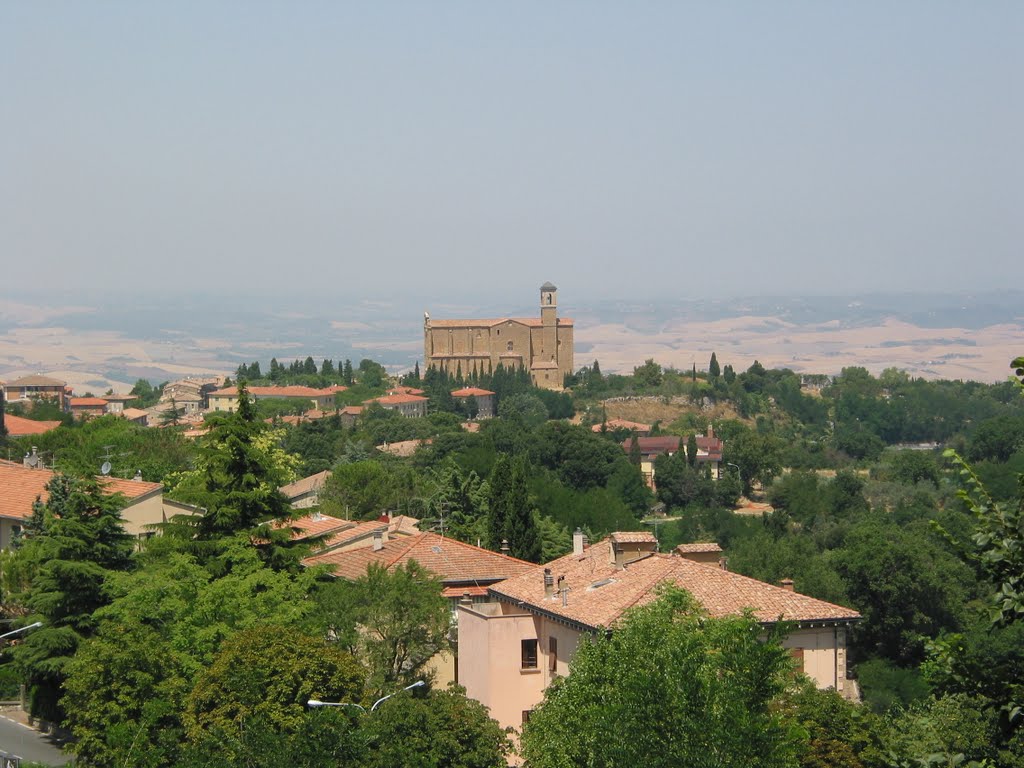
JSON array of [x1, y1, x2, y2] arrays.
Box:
[[423, 283, 574, 390]]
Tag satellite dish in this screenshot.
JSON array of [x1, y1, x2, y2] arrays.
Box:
[[100, 461, 112, 476], [25, 454, 38, 468]]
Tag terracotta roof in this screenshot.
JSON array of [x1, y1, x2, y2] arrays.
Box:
[[121, 408, 149, 420], [0, 462, 162, 521], [387, 386, 425, 396], [489, 538, 860, 629], [70, 397, 109, 407], [366, 393, 428, 405], [304, 532, 534, 585], [101, 394, 136, 402], [2, 414, 61, 437], [339, 406, 363, 415], [429, 317, 574, 329], [451, 387, 495, 397], [317, 515, 419, 550], [621, 436, 681, 455], [675, 542, 723, 554], [279, 470, 332, 500], [610, 531, 658, 544], [4, 375, 65, 387], [209, 385, 335, 398], [274, 512, 351, 540], [377, 439, 429, 457], [592, 419, 652, 433]]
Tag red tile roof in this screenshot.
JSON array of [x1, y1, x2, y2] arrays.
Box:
[[0, 462, 163, 521], [209, 385, 335, 398], [428, 317, 574, 329], [621, 436, 682, 455], [490, 537, 859, 629], [304, 532, 535, 585], [274, 512, 351, 540], [592, 419, 652, 433], [675, 542, 723, 554], [69, 397, 108, 407], [451, 387, 495, 397], [279, 470, 332, 500], [316, 516, 420, 551], [2, 414, 61, 437], [366, 393, 428, 405], [387, 386, 425, 396]]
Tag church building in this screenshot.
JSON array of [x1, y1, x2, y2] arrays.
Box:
[[423, 283, 574, 390]]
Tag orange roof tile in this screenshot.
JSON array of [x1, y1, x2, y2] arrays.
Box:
[[451, 387, 495, 397], [489, 538, 860, 629], [387, 386, 426, 396], [209, 385, 335, 398], [2, 414, 62, 437], [0, 462, 162, 521], [279, 470, 332, 500], [304, 532, 534, 585], [69, 397, 108, 407], [366, 393, 428, 405], [675, 542, 723, 554], [274, 512, 351, 540]]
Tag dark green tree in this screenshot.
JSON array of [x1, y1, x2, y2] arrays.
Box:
[[686, 433, 698, 467], [520, 587, 801, 768], [12, 474, 134, 723], [487, 456, 540, 561], [709, 352, 721, 380]]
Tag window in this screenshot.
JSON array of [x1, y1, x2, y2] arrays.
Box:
[[522, 710, 533, 725], [549, 637, 558, 672], [506, 341, 514, 352], [521, 639, 538, 669]]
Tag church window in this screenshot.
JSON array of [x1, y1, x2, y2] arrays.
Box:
[[506, 341, 513, 352]]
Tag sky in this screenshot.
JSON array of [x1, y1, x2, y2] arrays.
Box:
[[2, 2, 1021, 305]]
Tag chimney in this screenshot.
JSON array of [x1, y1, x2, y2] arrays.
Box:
[[500, 539, 510, 554], [707, 423, 714, 439], [718, 556, 729, 571], [460, 591, 473, 607], [557, 576, 568, 606], [572, 528, 585, 556], [24, 446, 40, 469], [372, 529, 385, 551], [133, 470, 143, 481], [543, 568, 554, 598], [780, 578, 794, 592]]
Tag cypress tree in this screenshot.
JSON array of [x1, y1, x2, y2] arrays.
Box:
[[687, 434, 699, 467], [709, 352, 720, 379]]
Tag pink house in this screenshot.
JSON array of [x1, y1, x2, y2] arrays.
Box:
[[458, 531, 860, 736]]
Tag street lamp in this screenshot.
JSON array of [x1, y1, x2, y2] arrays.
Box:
[[309, 680, 425, 713], [0, 621, 42, 641]]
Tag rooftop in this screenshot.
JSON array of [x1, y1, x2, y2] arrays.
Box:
[[2, 414, 62, 437], [428, 317, 574, 329], [451, 387, 495, 397], [489, 536, 860, 629], [279, 470, 332, 500], [0, 461, 163, 521], [4, 374, 66, 388], [304, 531, 534, 585]]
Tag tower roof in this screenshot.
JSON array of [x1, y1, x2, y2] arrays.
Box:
[[540, 281, 557, 291]]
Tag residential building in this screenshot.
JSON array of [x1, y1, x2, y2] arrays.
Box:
[[0, 458, 186, 546], [424, 283, 574, 390], [279, 470, 332, 509], [68, 397, 110, 419], [207, 385, 340, 413], [2, 375, 68, 409], [364, 393, 428, 418], [458, 531, 859, 735], [100, 394, 136, 414], [305, 531, 536, 685], [451, 387, 496, 419], [622, 427, 724, 490], [338, 405, 363, 428]]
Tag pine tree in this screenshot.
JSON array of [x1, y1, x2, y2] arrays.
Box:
[[321, 358, 335, 377], [487, 457, 540, 561], [629, 434, 642, 465], [691, 363, 697, 382], [342, 359, 354, 386], [709, 352, 720, 380], [12, 474, 134, 723]]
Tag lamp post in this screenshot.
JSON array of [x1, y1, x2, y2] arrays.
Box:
[[309, 680, 425, 714], [0, 621, 42, 641]]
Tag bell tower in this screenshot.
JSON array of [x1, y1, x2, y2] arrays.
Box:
[[540, 281, 557, 327]]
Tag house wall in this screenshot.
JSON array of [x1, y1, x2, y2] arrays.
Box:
[[782, 625, 850, 695], [0, 519, 24, 550], [119, 494, 168, 538]]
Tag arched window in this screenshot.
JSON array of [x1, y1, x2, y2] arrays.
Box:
[[506, 341, 514, 352]]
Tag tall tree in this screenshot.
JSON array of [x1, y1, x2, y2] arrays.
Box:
[[709, 352, 721, 380], [520, 587, 800, 768], [12, 474, 134, 723], [487, 457, 540, 561], [686, 433, 698, 467]]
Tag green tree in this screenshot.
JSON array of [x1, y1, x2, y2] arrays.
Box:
[[358, 358, 388, 388], [360, 686, 512, 768], [62, 542, 321, 767], [320, 459, 420, 520], [165, 383, 298, 568], [520, 586, 801, 768], [183, 626, 365, 752], [709, 352, 721, 380], [633, 358, 663, 388], [497, 392, 548, 429], [159, 397, 185, 427], [313, 562, 450, 696], [686, 433, 698, 467], [487, 456, 540, 561], [11, 474, 134, 723]]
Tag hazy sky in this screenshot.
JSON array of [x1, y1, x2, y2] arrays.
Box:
[[2, 2, 1021, 305]]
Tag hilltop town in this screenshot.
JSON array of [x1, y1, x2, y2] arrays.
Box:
[[1, 283, 1022, 766]]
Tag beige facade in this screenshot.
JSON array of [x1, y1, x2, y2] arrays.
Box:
[[457, 534, 860, 736], [424, 283, 574, 390]]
